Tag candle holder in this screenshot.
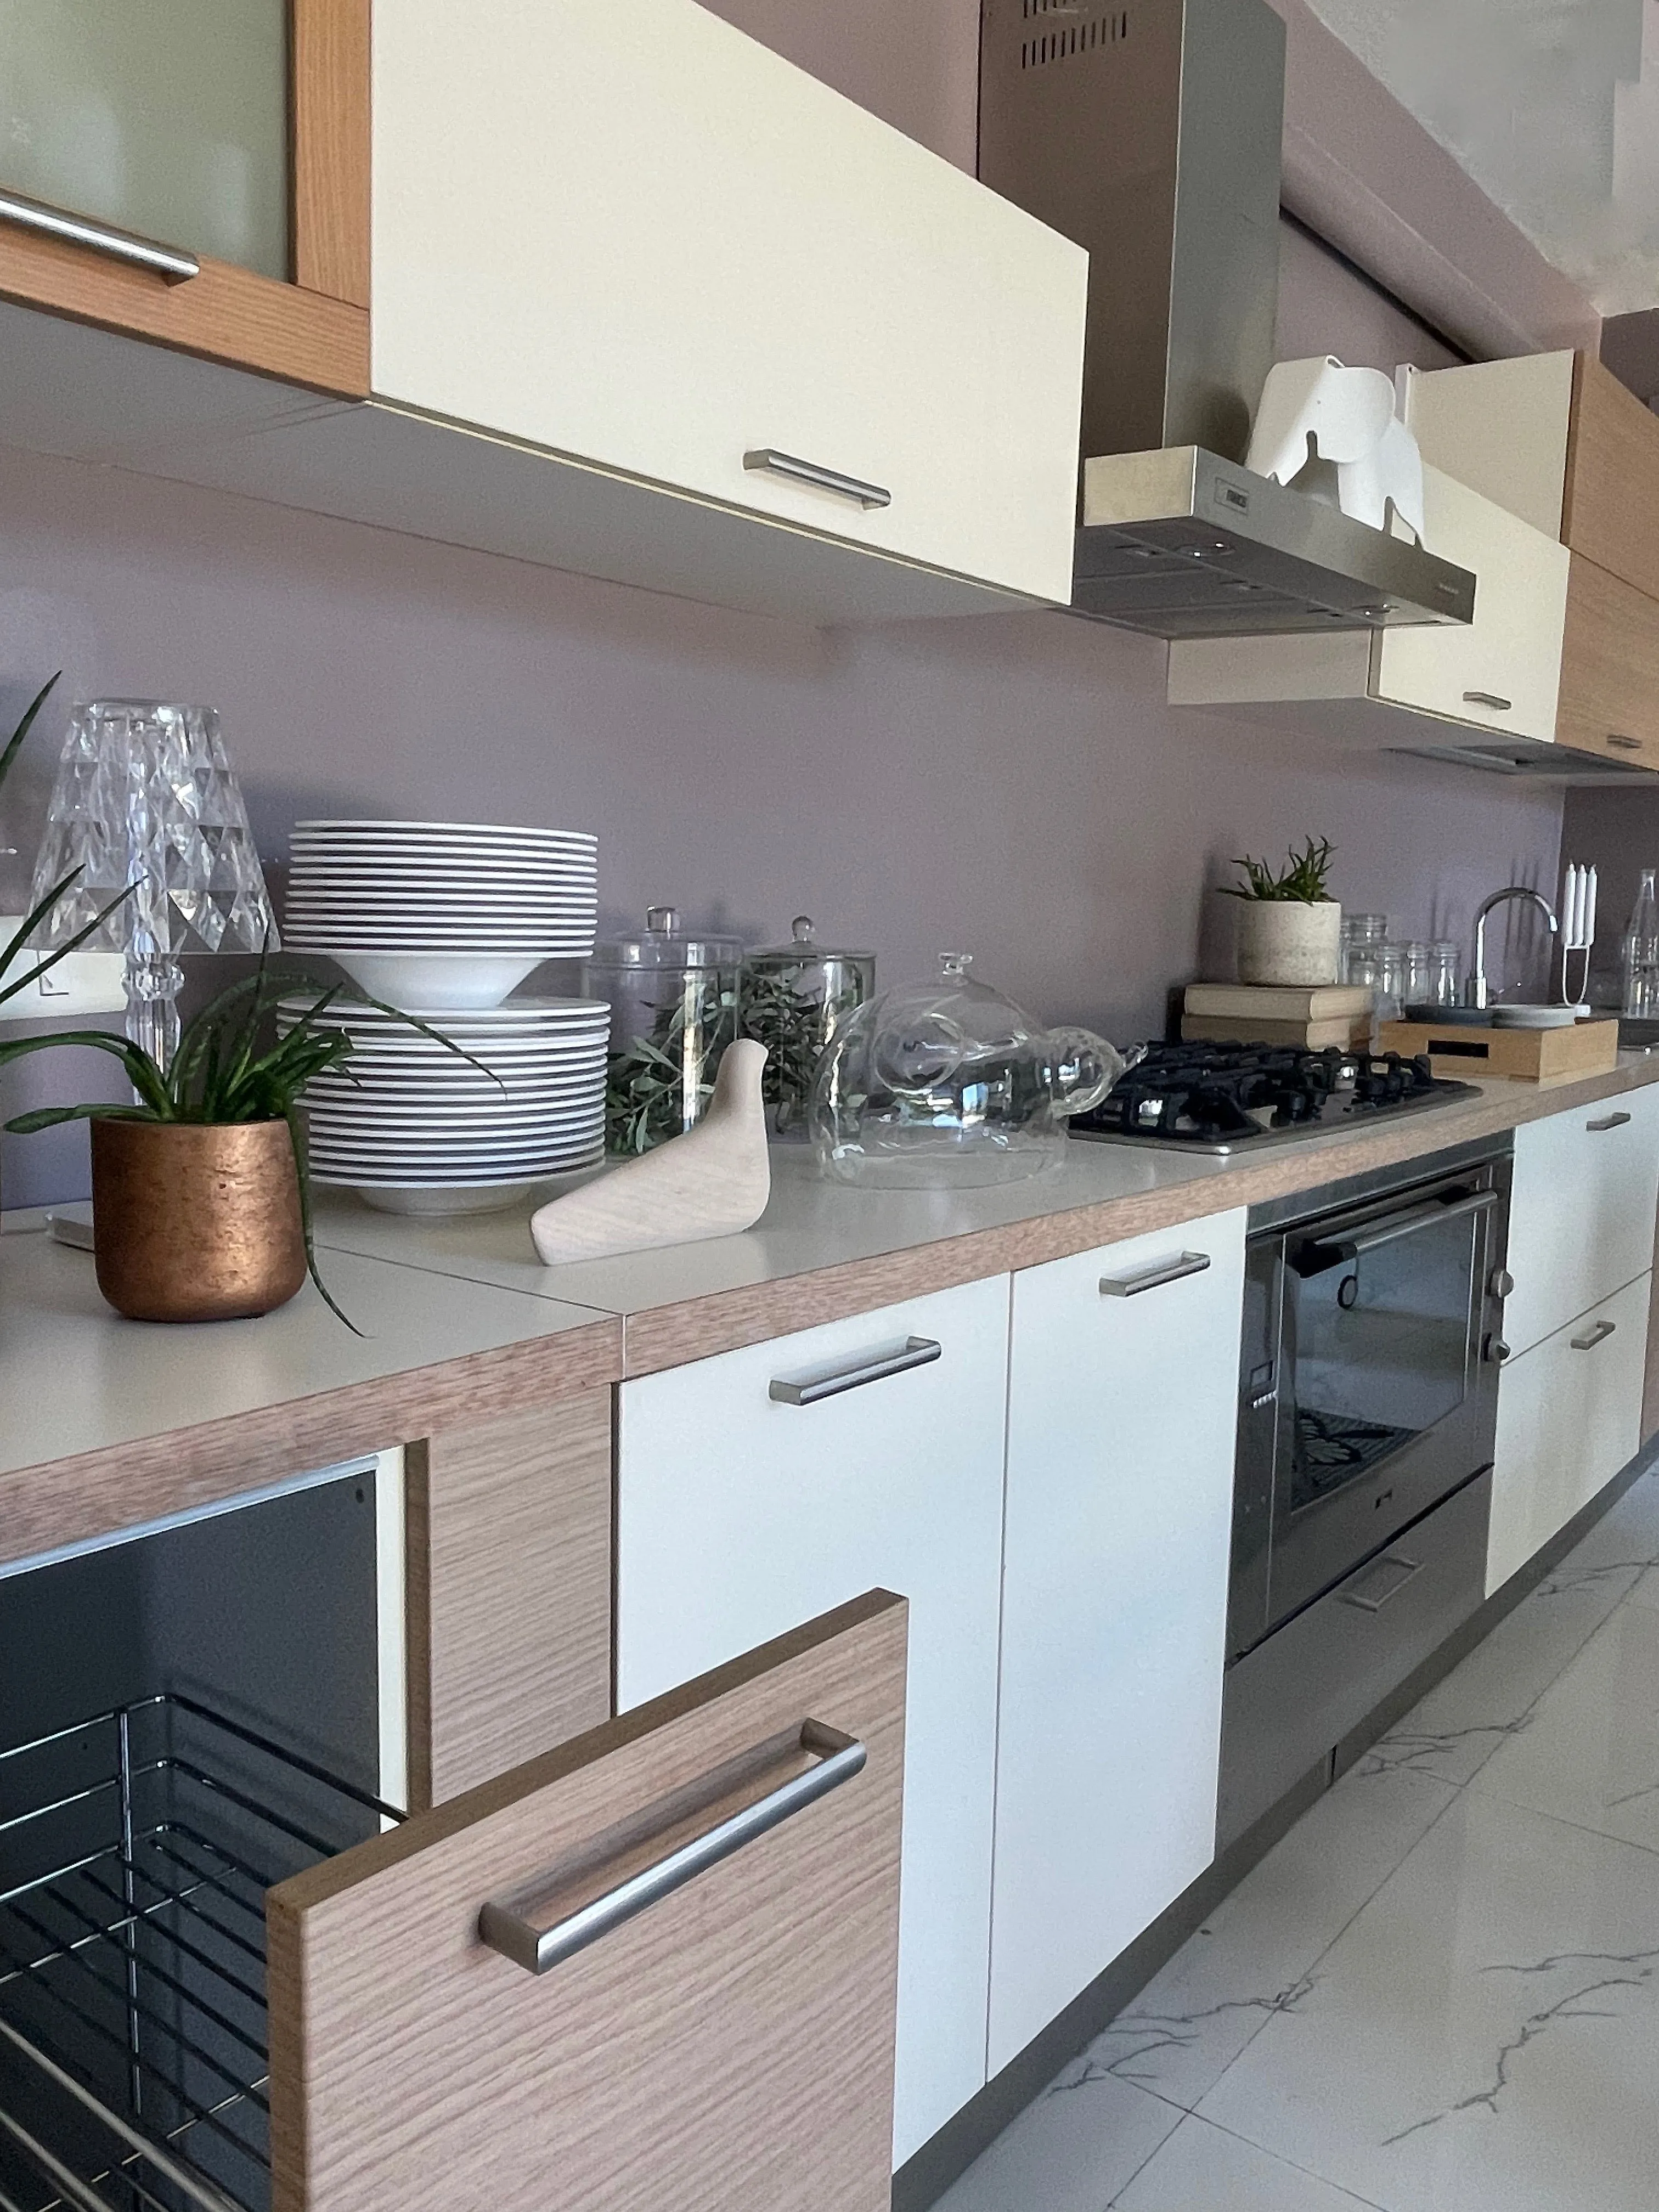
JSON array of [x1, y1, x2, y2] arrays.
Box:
[[29, 700, 275, 1071]]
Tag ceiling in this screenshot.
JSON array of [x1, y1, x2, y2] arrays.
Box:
[[1306, 0, 1659, 314]]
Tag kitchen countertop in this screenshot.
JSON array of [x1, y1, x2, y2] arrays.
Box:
[[4, 1053, 1657, 1565]]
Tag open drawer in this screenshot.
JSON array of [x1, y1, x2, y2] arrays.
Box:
[[0, 1590, 906, 2212]]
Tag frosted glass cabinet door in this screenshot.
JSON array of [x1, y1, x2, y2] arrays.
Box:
[[616, 1277, 1012, 2166], [0, 1, 289, 278]]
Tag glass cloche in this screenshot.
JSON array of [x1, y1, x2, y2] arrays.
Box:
[[809, 953, 1141, 1188]]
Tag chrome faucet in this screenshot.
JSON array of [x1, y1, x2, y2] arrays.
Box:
[[1470, 887, 1559, 1011]]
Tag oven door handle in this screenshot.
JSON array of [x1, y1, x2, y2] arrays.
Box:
[[1290, 1188, 1500, 1278]]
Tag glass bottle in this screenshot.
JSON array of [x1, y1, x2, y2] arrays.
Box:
[[1623, 870, 1659, 1018], [585, 907, 743, 1155], [741, 916, 876, 1137]]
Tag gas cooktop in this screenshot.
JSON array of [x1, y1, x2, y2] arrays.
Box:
[[1071, 1040, 1481, 1155]]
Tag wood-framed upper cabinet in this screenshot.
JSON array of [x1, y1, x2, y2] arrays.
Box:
[[269, 1590, 907, 2212], [0, 1, 369, 395]]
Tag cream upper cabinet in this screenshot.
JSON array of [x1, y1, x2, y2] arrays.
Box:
[[370, 0, 1088, 607], [1167, 464, 1568, 747]]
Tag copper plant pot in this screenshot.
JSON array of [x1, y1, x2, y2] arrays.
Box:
[[91, 1118, 308, 1323]]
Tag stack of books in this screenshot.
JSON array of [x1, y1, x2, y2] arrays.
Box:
[[1182, 983, 1374, 1049]]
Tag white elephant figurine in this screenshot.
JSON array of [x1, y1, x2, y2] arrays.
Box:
[[529, 1038, 771, 1267], [1246, 356, 1426, 544]]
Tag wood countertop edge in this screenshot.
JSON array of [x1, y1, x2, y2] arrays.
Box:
[[618, 1060, 1659, 1375], [0, 1312, 623, 1571], [8, 1060, 1656, 1547]]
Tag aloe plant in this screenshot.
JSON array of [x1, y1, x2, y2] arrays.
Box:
[[1222, 836, 1336, 905], [0, 956, 493, 1332]]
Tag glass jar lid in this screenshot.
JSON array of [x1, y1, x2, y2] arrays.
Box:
[[748, 913, 876, 966], [591, 904, 743, 969]]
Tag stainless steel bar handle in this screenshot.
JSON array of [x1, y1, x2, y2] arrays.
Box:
[[770, 1336, 941, 1405], [478, 1722, 866, 1976], [1462, 691, 1513, 711], [0, 188, 200, 283], [1571, 1319, 1618, 1352], [1587, 1111, 1634, 1132], [743, 448, 893, 510], [1100, 1251, 1212, 1298], [1332, 1188, 1499, 1261]]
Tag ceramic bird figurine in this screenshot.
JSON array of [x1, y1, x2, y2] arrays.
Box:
[[530, 1038, 771, 1266]]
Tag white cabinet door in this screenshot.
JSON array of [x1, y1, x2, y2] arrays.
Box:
[[989, 1210, 1246, 2074], [1487, 1272, 1652, 1595], [1372, 466, 1568, 742], [616, 1277, 1011, 2165], [1165, 465, 1568, 747], [1506, 1088, 1659, 1359], [373, 0, 1086, 606]]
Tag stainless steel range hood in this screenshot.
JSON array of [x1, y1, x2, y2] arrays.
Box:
[[978, 0, 1477, 640]]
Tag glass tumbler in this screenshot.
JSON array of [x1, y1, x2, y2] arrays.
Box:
[[1340, 913, 1389, 986], [1426, 941, 1462, 1008]]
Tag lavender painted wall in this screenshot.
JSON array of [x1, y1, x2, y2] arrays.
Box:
[[0, 5, 1563, 1207]]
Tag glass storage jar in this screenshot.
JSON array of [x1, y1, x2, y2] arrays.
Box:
[[585, 907, 743, 1155], [1340, 913, 1388, 986], [741, 916, 876, 1137], [810, 952, 1138, 1188], [1425, 940, 1462, 1008]]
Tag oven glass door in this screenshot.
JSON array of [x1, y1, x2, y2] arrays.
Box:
[[1266, 1181, 1496, 1626]]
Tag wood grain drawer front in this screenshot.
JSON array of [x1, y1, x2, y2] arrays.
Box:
[[1565, 355, 1659, 607], [616, 1276, 1011, 2164], [371, 0, 1086, 604], [1371, 466, 1567, 742], [267, 1591, 906, 2212], [1506, 1087, 1659, 1357], [1555, 554, 1659, 769], [1487, 1276, 1651, 1595], [990, 1210, 1246, 2071]]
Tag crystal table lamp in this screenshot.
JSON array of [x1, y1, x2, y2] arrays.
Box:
[[29, 700, 277, 1070]]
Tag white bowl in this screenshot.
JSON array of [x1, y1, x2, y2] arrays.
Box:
[[330, 951, 547, 1008]]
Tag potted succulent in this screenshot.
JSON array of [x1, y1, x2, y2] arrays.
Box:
[[1221, 836, 1344, 987], [0, 961, 486, 1327]]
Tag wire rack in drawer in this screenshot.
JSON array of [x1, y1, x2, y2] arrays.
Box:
[[0, 1695, 399, 2212]]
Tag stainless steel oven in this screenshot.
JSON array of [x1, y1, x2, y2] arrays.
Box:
[[1218, 1135, 1513, 1844]]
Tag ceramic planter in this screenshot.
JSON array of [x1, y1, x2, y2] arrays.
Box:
[[91, 1118, 307, 1323], [1235, 900, 1344, 988]]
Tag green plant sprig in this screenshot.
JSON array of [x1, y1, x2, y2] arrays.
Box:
[[0, 673, 137, 1009], [1221, 836, 1336, 905], [0, 955, 500, 1332]]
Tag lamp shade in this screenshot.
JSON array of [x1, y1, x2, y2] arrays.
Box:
[[30, 700, 277, 957]]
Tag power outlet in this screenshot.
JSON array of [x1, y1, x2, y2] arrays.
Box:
[[0, 919, 126, 1022]]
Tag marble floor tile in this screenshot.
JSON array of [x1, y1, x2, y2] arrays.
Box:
[[1068, 1762, 1455, 2111], [1197, 1791, 1659, 2212], [1110, 2115, 1386, 2211], [1355, 1537, 1645, 1789], [930, 2072, 1181, 2212], [1471, 1597, 1659, 1857]]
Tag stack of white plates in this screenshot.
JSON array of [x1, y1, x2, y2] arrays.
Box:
[[283, 820, 599, 1010], [284, 996, 611, 1216]]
